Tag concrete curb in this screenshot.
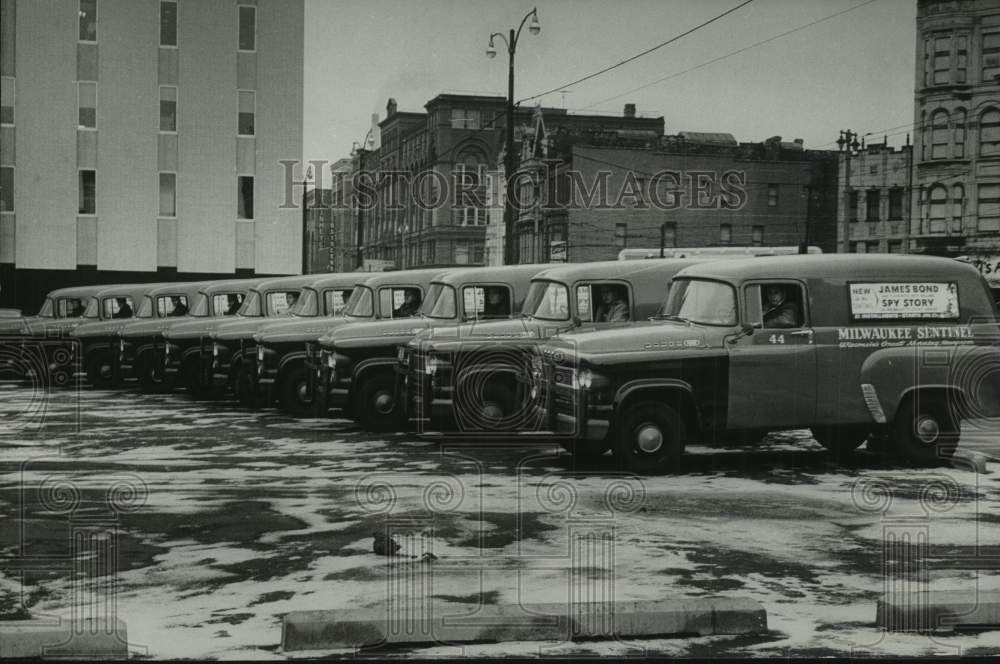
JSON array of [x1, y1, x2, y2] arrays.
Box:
[[282, 598, 767, 651], [878, 591, 1000, 632], [0, 618, 128, 659]]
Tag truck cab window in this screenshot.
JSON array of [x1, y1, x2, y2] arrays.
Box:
[[464, 285, 511, 321], [750, 283, 804, 329]]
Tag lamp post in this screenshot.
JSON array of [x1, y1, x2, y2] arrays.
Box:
[[836, 129, 860, 254], [487, 7, 540, 266], [300, 164, 314, 274]]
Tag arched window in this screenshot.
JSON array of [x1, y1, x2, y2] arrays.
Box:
[[980, 108, 1000, 156], [954, 109, 966, 158], [931, 110, 949, 159], [928, 185, 947, 233]]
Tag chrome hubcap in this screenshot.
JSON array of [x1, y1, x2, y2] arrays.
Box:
[[374, 391, 394, 414], [482, 402, 504, 420], [636, 423, 663, 453], [915, 415, 940, 444]]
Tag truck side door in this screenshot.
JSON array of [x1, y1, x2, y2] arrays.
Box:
[[726, 280, 817, 429]]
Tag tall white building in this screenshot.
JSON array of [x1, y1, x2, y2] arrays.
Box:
[[0, 0, 304, 311]]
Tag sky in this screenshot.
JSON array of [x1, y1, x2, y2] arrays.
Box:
[[303, 0, 916, 166]]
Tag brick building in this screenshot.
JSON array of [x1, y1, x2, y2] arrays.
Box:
[[512, 125, 839, 264], [354, 94, 663, 268]]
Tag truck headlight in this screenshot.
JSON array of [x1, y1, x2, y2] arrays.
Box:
[[119, 338, 125, 353], [257, 346, 264, 362], [164, 344, 171, 359], [397, 346, 407, 362], [326, 353, 336, 370], [425, 354, 439, 375], [212, 343, 219, 357], [578, 368, 592, 389]]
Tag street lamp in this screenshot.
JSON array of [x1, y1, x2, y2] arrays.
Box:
[[487, 7, 540, 265], [300, 164, 314, 274]]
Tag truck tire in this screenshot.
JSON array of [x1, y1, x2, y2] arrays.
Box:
[[354, 372, 403, 432], [811, 425, 868, 460], [613, 401, 686, 475], [85, 350, 117, 389], [137, 352, 173, 394], [278, 365, 314, 417], [892, 393, 959, 465]]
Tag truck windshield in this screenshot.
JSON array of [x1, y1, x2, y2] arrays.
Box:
[[344, 286, 374, 317], [523, 280, 570, 321], [240, 290, 263, 317], [189, 293, 210, 317], [137, 296, 155, 318], [290, 287, 319, 317], [426, 284, 457, 319], [663, 279, 737, 326]]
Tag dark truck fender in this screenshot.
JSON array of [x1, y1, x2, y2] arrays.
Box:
[[860, 345, 1000, 424]]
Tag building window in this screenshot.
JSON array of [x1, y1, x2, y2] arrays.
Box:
[[931, 110, 948, 159], [238, 5, 255, 51], [954, 109, 966, 158], [662, 222, 676, 248], [159, 86, 177, 132], [767, 183, 778, 207], [615, 223, 627, 247], [981, 109, 1000, 156], [160, 1, 177, 47], [978, 184, 1000, 232], [238, 90, 254, 136], [79, 0, 97, 42], [1, 77, 13, 125], [888, 188, 904, 220], [751, 225, 763, 246], [454, 240, 469, 264], [928, 185, 947, 233], [865, 189, 880, 221], [932, 35, 950, 85], [461, 207, 485, 226], [848, 190, 859, 222], [237, 176, 253, 219], [0, 166, 12, 212], [952, 184, 964, 230], [984, 33, 1000, 82], [78, 81, 96, 129], [888, 240, 903, 254], [450, 109, 479, 130], [79, 170, 96, 215], [719, 223, 732, 245], [956, 35, 967, 83], [159, 173, 176, 217]]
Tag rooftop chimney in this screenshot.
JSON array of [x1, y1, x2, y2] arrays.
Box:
[[386, 98, 397, 118], [624, 103, 636, 118]]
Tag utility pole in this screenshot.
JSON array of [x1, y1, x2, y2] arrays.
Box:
[[836, 129, 860, 254]]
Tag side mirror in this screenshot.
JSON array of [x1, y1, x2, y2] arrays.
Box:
[[742, 322, 762, 334]]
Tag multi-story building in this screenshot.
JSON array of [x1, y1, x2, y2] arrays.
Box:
[[911, 0, 1000, 262], [512, 123, 839, 264], [354, 94, 664, 268], [838, 140, 913, 254], [305, 157, 352, 274], [0, 0, 304, 312]]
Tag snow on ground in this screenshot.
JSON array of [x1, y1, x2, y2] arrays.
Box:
[[2, 382, 1000, 658]]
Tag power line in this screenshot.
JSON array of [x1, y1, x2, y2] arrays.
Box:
[[581, 0, 880, 112], [517, 0, 755, 105]]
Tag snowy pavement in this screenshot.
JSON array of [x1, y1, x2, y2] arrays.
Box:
[[2, 382, 1000, 658]]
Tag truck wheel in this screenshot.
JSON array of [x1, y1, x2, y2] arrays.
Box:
[[614, 401, 686, 475], [355, 372, 403, 432], [278, 365, 314, 417], [811, 425, 868, 460], [892, 393, 959, 465], [137, 352, 172, 394], [234, 365, 260, 408], [85, 351, 117, 389]]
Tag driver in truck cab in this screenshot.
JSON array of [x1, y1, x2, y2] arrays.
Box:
[[762, 284, 801, 328]]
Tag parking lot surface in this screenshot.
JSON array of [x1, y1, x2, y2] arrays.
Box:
[[3, 382, 1000, 658]]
